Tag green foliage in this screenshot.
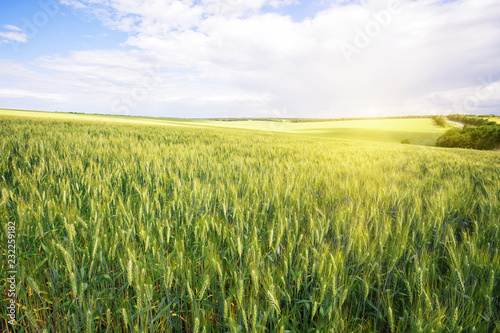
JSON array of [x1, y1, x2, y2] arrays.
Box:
[[448, 114, 497, 127], [432, 115, 447, 128], [436, 125, 500, 150], [1, 115, 500, 332], [401, 138, 411, 144]]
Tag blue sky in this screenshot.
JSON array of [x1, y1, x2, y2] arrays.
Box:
[[0, 0, 130, 62], [0, 0, 499, 118]]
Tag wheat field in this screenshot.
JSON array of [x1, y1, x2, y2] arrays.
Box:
[[1, 114, 499, 332]]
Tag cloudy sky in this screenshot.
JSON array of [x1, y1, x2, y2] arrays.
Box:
[[0, 0, 499, 118]]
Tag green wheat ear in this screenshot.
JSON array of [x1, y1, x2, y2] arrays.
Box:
[[388, 305, 395, 333], [27, 276, 41, 295], [266, 289, 280, 314], [237, 236, 243, 258], [26, 310, 38, 330], [237, 276, 244, 304], [252, 303, 258, 330], [122, 308, 129, 329], [187, 281, 195, 301], [489, 269, 495, 295], [417, 267, 423, 298], [70, 271, 78, 301], [267, 228, 274, 250], [145, 283, 153, 302], [36, 221, 44, 238], [198, 275, 209, 300], [251, 269, 259, 296], [456, 270, 465, 295], [241, 308, 248, 331], [127, 259, 133, 285], [92, 236, 99, 260], [106, 308, 112, 331], [85, 310, 93, 333], [193, 316, 200, 333]]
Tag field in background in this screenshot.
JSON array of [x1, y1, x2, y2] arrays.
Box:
[[0, 109, 447, 146], [198, 118, 449, 146], [1, 111, 499, 332], [0, 109, 200, 128], [489, 117, 500, 124]]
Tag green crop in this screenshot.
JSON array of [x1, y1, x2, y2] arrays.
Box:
[[0, 114, 499, 332]]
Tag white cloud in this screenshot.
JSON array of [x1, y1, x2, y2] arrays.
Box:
[[0, 25, 27, 45], [267, 0, 299, 8], [2, 0, 500, 117], [3, 25, 22, 32], [0, 88, 66, 102], [59, 0, 86, 9], [0, 30, 27, 43]]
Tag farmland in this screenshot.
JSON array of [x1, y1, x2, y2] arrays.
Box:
[[1, 110, 499, 332], [0, 109, 448, 146], [198, 118, 449, 146], [489, 117, 500, 125]]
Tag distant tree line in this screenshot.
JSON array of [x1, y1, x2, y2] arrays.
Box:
[[447, 114, 497, 127], [288, 115, 433, 123], [210, 115, 433, 123], [436, 115, 500, 150]]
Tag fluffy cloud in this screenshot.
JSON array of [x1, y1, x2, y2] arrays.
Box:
[[2, 0, 500, 117], [0, 25, 27, 44], [3, 25, 22, 32], [59, 0, 87, 9]]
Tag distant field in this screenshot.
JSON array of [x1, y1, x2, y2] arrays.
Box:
[[0, 108, 197, 128], [1, 111, 499, 332], [489, 117, 500, 124], [200, 118, 448, 146], [0, 109, 447, 146]]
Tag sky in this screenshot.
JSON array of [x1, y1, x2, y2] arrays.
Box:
[[0, 0, 499, 118]]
